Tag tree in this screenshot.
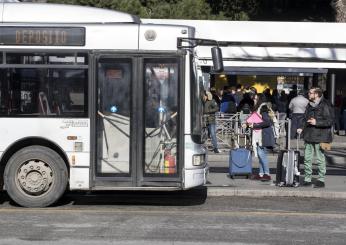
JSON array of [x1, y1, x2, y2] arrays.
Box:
[[47, 0, 225, 19], [331, 0, 346, 22], [207, 0, 260, 20], [47, 0, 149, 17], [146, 0, 217, 19]]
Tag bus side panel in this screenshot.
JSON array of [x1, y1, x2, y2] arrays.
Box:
[[0, 118, 90, 167], [86, 25, 139, 50], [70, 168, 89, 190]]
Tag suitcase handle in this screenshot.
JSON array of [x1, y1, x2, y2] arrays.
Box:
[[297, 132, 301, 151], [286, 119, 300, 151], [287, 118, 291, 150]]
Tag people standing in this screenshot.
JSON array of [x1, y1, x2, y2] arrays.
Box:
[[289, 91, 309, 139], [220, 86, 237, 114], [297, 87, 333, 188], [238, 92, 254, 114], [277, 91, 288, 114], [210, 87, 221, 107], [263, 88, 272, 104], [203, 91, 220, 153], [234, 84, 244, 107], [248, 93, 275, 181]]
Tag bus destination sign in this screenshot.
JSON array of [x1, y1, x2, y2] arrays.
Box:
[[0, 27, 85, 46]]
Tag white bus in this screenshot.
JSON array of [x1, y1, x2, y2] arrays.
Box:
[[0, 2, 214, 207]]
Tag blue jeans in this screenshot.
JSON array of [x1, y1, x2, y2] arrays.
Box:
[[257, 145, 269, 175], [208, 123, 218, 150]]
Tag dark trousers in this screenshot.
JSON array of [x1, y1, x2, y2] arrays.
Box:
[[291, 113, 304, 139]]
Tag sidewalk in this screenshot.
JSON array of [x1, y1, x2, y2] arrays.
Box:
[[205, 134, 346, 199]]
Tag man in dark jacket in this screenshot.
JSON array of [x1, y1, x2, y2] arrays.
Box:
[[297, 87, 333, 188]]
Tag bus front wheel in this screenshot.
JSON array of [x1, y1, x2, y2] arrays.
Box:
[[4, 146, 68, 208]]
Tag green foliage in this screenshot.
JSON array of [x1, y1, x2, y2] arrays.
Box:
[[48, 0, 149, 17], [147, 0, 214, 19], [47, 0, 226, 20], [46, 0, 335, 21], [208, 0, 260, 20]]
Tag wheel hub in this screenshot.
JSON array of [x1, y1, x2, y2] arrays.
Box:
[[18, 160, 53, 195]]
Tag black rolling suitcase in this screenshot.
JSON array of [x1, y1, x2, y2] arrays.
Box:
[[276, 119, 301, 187]]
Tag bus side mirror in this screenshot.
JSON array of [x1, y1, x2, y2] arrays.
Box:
[[211, 47, 224, 72]]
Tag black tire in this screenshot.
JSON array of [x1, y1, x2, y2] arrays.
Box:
[[4, 146, 68, 208]]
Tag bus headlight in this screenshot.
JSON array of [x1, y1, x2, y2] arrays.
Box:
[[192, 154, 206, 166]]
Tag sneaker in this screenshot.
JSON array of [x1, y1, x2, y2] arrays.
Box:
[[250, 174, 262, 180], [213, 148, 221, 153], [261, 174, 271, 182], [314, 180, 325, 188], [302, 181, 312, 187]]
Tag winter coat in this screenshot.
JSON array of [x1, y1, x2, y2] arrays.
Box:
[[238, 97, 254, 113], [204, 92, 219, 125], [302, 97, 333, 143], [253, 104, 276, 148]]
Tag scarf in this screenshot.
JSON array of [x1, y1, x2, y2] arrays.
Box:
[[309, 95, 323, 108]]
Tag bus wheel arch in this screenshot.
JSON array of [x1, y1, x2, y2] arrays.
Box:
[[0, 139, 69, 207]]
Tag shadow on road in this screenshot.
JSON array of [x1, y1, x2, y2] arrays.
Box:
[[56, 187, 208, 207], [0, 188, 207, 208], [0, 191, 11, 205]]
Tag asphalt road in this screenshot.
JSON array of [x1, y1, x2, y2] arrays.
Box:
[[0, 189, 346, 245]]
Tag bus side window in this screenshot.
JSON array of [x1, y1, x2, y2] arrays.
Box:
[[38, 92, 51, 115]]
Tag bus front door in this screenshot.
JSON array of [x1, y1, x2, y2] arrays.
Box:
[[95, 57, 133, 183], [95, 55, 181, 187]]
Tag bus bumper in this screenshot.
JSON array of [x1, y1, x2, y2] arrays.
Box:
[[183, 165, 209, 189]]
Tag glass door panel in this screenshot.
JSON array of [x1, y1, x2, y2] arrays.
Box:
[[143, 59, 179, 176], [96, 58, 132, 176]]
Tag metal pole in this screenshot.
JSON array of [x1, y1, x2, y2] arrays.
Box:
[[329, 73, 336, 106], [286, 119, 291, 150]]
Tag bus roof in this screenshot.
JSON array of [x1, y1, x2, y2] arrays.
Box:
[[1, 3, 141, 24], [143, 19, 346, 45]]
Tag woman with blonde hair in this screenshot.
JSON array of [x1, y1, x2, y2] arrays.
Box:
[[249, 93, 275, 181]]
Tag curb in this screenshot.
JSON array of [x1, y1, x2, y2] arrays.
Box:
[[207, 187, 346, 199]]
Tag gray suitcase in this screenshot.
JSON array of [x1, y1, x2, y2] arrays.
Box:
[[276, 119, 301, 187]]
